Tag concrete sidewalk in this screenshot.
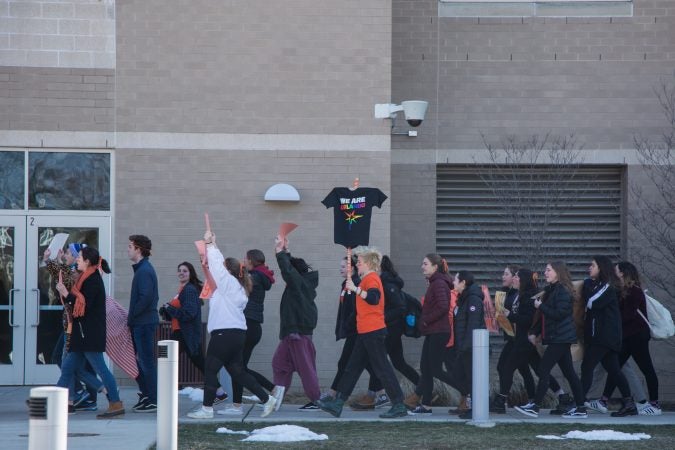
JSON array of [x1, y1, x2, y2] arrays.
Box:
[[1, 386, 673, 450]]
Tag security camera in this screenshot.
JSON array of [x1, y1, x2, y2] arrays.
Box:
[[374, 100, 429, 129], [401, 101, 428, 127]]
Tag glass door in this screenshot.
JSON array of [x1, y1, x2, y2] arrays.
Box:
[[0, 216, 27, 385], [0, 215, 111, 385]]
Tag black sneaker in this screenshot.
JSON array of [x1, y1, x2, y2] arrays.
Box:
[[73, 390, 91, 407], [134, 401, 157, 413], [409, 405, 432, 415], [514, 402, 539, 418], [213, 392, 229, 405], [298, 402, 319, 411], [132, 394, 148, 410], [562, 406, 588, 419], [75, 399, 98, 411]]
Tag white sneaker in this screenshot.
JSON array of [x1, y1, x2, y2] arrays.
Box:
[[272, 386, 285, 411], [261, 395, 276, 418], [242, 395, 261, 403], [584, 399, 608, 413], [217, 405, 243, 415], [639, 403, 662, 416], [187, 406, 214, 419]]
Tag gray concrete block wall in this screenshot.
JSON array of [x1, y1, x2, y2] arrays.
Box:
[[392, 0, 675, 151], [115, 0, 392, 135], [0, 65, 115, 131], [0, 0, 116, 68], [112, 147, 391, 393]]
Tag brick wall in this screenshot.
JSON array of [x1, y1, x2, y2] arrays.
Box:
[[115, 0, 392, 135], [0, 65, 114, 131], [0, 0, 116, 68]]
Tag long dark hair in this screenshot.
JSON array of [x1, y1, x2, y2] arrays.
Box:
[[381, 255, 398, 277], [517, 268, 537, 295], [593, 255, 620, 290], [547, 261, 573, 297], [616, 261, 642, 298], [178, 261, 203, 290], [456, 270, 474, 286], [80, 246, 111, 274], [225, 257, 252, 295]]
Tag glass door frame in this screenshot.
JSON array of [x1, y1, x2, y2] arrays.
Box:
[[0, 215, 27, 385], [24, 215, 112, 384]]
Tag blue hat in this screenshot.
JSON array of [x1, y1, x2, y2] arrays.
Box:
[[68, 243, 86, 258]]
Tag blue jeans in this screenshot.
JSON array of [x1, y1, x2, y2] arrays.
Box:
[[61, 337, 103, 400], [132, 323, 158, 403], [57, 351, 120, 402]]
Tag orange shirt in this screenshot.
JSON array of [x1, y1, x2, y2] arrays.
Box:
[[356, 271, 386, 334]]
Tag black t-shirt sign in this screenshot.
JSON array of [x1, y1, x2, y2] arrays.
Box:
[[322, 187, 387, 247]]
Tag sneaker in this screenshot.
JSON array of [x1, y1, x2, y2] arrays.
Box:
[[73, 390, 91, 407], [379, 402, 408, 419], [75, 399, 97, 411], [298, 402, 320, 411], [217, 405, 243, 415], [639, 402, 662, 416], [134, 401, 157, 413], [317, 397, 344, 418], [269, 386, 283, 411], [611, 400, 637, 417], [132, 394, 148, 410], [374, 394, 391, 409], [187, 406, 213, 419], [68, 404, 76, 415], [242, 395, 261, 403], [458, 409, 473, 420], [409, 405, 432, 415], [562, 406, 588, 419], [319, 392, 334, 402], [213, 392, 229, 406], [514, 402, 539, 418], [261, 395, 277, 418], [584, 399, 608, 413]]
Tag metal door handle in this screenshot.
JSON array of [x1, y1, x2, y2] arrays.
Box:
[[31, 288, 40, 327], [8, 288, 20, 327]]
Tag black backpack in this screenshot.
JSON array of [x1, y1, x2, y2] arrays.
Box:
[[402, 290, 422, 338]]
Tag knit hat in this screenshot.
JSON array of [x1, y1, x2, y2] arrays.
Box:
[[68, 243, 86, 258]]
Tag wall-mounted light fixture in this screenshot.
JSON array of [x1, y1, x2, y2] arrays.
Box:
[[264, 183, 300, 202], [374, 100, 429, 136]]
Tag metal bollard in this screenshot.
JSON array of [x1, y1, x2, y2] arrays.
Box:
[[28, 386, 68, 450], [469, 329, 495, 427], [157, 340, 179, 450]]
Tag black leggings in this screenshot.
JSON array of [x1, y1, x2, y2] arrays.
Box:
[[498, 339, 535, 397], [386, 322, 420, 386], [419, 333, 458, 404], [535, 343, 584, 407], [232, 319, 275, 404], [203, 329, 269, 407], [581, 344, 631, 400], [602, 331, 658, 401], [331, 335, 378, 391]]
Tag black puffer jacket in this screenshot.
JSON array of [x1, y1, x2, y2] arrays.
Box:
[[381, 271, 406, 327], [583, 278, 622, 352], [532, 282, 577, 345], [335, 274, 361, 340], [245, 265, 275, 323], [454, 283, 485, 352], [276, 251, 319, 339]]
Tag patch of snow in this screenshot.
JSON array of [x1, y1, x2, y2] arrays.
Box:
[[240, 425, 328, 442], [537, 430, 651, 441], [179, 387, 204, 402], [536, 435, 564, 440], [216, 427, 249, 435]]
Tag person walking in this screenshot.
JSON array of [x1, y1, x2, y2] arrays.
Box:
[[271, 235, 321, 411], [187, 230, 276, 419], [127, 234, 159, 413], [317, 247, 408, 419], [514, 261, 587, 419], [55, 246, 124, 419]]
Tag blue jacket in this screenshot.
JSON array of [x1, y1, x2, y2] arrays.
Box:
[[128, 257, 159, 326], [165, 282, 202, 355]]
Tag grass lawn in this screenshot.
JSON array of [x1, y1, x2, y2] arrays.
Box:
[[165, 421, 675, 449]]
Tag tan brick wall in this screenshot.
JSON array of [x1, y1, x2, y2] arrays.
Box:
[[112, 147, 392, 393], [115, 0, 392, 135]]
